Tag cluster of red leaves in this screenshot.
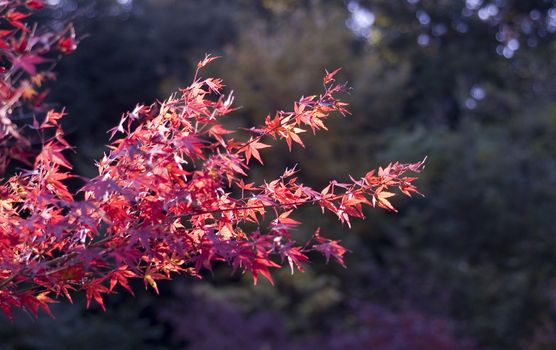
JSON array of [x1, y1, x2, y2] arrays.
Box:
[[0, 0, 76, 172], [0, 2, 426, 320], [0, 55, 425, 318]]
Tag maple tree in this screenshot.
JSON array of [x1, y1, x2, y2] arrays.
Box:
[[0, 2, 425, 319], [0, 0, 76, 173]]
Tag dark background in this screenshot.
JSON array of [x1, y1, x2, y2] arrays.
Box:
[[2, 0, 556, 349]]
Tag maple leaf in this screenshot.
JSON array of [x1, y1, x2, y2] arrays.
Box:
[[274, 209, 301, 227], [0, 30, 12, 50], [281, 126, 306, 151], [197, 54, 220, 70], [0, 291, 19, 320], [312, 228, 349, 268], [26, 0, 44, 10], [109, 267, 136, 295], [250, 257, 280, 285], [56, 283, 77, 304], [10, 53, 47, 75], [243, 138, 271, 164], [6, 11, 30, 31], [35, 141, 72, 169], [143, 269, 169, 295], [0, 30, 13, 38], [279, 243, 309, 274], [34, 292, 57, 318], [324, 68, 342, 85], [208, 124, 234, 146], [41, 109, 66, 129], [21, 82, 37, 100], [85, 281, 109, 311], [373, 188, 397, 212]]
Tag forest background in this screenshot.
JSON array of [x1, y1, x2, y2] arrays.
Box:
[[2, 0, 556, 349]]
